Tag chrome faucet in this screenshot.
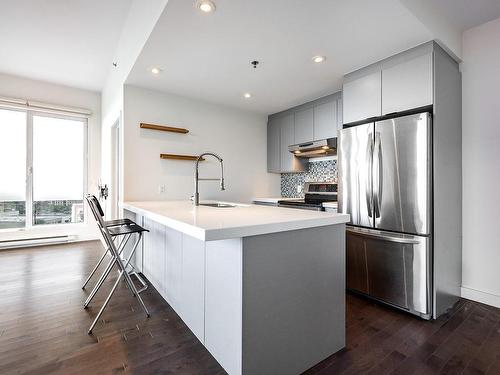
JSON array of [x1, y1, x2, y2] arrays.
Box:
[[193, 152, 225, 206]]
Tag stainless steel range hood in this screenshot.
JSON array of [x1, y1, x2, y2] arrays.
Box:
[[288, 138, 337, 158]]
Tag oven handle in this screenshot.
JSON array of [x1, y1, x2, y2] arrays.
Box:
[[278, 203, 323, 211]]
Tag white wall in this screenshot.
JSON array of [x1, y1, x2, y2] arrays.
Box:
[[461, 17, 500, 308], [101, 0, 168, 215], [0, 73, 101, 241], [123, 85, 280, 203], [399, 0, 462, 60]]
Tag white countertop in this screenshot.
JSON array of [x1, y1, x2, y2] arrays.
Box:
[[122, 200, 349, 241]]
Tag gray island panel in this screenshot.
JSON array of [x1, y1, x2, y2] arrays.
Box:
[[242, 224, 346, 375]]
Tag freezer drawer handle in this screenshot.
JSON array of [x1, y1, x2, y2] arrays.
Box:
[[346, 228, 421, 244]]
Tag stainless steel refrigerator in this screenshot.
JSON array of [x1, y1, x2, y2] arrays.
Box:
[[339, 112, 432, 319]]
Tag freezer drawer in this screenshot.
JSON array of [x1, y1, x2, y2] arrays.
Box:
[[346, 227, 431, 318]]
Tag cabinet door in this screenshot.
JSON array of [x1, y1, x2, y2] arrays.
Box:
[[294, 107, 313, 144], [267, 119, 280, 173], [313, 100, 337, 140], [382, 53, 433, 114], [164, 227, 182, 312], [343, 71, 382, 124], [181, 235, 206, 342], [142, 218, 166, 296], [279, 114, 305, 172]]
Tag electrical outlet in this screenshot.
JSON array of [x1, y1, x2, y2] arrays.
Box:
[[158, 184, 166, 194]]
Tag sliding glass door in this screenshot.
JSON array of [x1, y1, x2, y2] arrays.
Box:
[[0, 107, 87, 230], [32, 114, 86, 225]]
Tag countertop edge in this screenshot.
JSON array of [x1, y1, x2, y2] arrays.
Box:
[[121, 202, 350, 241]]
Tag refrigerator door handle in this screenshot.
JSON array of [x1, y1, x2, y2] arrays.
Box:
[[373, 132, 382, 218], [366, 137, 373, 218]]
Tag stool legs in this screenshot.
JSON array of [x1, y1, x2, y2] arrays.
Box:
[[88, 233, 149, 334], [83, 234, 132, 308], [81, 236, 122, 290]]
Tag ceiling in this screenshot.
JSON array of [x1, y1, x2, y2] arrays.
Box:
[[127, 0, 437, 115], [127, 0, 500, 115], [0, 0, 132, 91], [430, 0, 500, 31], [2, 0, 499, 104]]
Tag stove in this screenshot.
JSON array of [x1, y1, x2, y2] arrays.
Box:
[[278, 182, 337, 211]]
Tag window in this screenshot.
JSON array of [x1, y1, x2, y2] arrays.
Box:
[[0, 109, 27, 229], [0, 107, 87, 230]]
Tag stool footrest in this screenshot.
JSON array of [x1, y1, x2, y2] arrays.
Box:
[[128, 270, 148, 294]]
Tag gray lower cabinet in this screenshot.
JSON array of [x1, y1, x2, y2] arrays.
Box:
[[267, 118, 281, 173], [294, 107, 314, 144], [314, 100, 338, 140]]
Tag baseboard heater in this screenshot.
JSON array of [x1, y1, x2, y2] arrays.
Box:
[[0, 235, 74, 249]]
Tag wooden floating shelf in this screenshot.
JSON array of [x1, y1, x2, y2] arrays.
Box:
[[140, 123, 189, 134], [160, 153, 204, 161]]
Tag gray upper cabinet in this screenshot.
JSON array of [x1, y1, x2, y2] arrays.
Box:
[[343, 71, 382, 124], [382, 53, 433, 115], [294, 108, 314, 144], [279, 114, 305, 173], [267, 118, 281, 173], [337, 96, 343, 132], [267, 92, 340, 173], [314, 100, 337, 140], [343, 43, 435, 124]]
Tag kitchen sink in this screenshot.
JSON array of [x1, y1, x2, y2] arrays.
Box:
[[199, 203, 236, 208]]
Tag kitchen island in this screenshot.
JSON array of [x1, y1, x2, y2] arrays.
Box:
[[122, 201, 349, 375]]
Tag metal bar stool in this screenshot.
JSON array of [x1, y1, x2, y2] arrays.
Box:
[[83, 197, 141, 305], [84, 194, 150, 334], [83, 195, 137, 293]]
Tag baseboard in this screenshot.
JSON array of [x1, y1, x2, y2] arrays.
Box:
[[461, 286, 500, 309]]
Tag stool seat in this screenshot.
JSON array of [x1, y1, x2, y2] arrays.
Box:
[[104, 218, 134, 227], [108, 223, 148, 237]]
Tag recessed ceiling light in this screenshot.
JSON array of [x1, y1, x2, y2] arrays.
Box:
[[312, 55, 326, 63], [197, 0, 216, 13], [151, 67, 162, 74], [243, 93, 252, 99]]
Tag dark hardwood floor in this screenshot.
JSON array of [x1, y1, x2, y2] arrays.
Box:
[[0, 241, 499, 375]]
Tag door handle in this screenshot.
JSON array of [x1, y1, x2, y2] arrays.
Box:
[[373, 133, 382, 218], [366, 137, 373, 218], [347, 227, 421, 244]]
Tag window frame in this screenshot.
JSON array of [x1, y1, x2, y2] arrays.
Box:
[[0, 105, 89, 231]]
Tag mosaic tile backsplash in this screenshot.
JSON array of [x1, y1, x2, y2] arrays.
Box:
[[281, 159, 337, 198]]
